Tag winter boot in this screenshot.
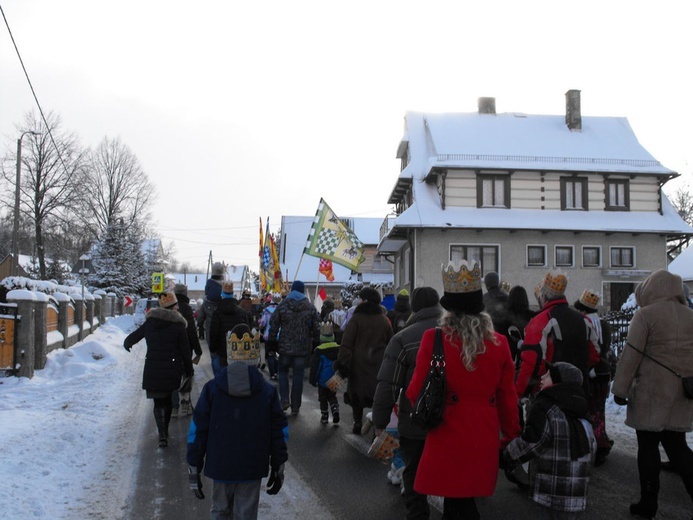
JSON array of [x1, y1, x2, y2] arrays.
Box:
[[630, 480, 659, 519], [153, 407, 168, 448], [331, 403, 340, 424], [320, 411, 329, 424]]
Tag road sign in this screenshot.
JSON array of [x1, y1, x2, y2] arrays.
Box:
[[152, 273, 165, 293], [123, 296, 133, 307]]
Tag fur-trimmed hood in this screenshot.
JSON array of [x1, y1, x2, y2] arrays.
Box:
[[146, 306, 188, 326]]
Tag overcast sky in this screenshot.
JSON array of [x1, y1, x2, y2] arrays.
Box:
[[1, 1, 691, 271]]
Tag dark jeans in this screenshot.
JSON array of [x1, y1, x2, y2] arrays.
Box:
[[442, 497, 479, 520], [399, 436, 430, 520], [318, 385, 338, 411], [636, 429, 693, 501], [278, 354, 307, 411]]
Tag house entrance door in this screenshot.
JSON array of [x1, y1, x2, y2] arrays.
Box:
[[609, 282, 635, 312]]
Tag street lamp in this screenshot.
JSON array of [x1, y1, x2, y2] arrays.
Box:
[[11, 130, 41, 276]]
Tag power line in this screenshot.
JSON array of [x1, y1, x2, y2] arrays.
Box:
[[1, 4, 73, 182]]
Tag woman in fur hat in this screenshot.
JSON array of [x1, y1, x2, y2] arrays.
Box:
[[335, 287, 394, 434], [405, 261, 520, 520], [123, 292, 194, 448]]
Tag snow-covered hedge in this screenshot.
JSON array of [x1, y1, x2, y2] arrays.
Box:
[[1, 276, 88, 299]]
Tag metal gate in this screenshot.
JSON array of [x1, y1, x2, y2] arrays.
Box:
[[0, 303, 18, 377]]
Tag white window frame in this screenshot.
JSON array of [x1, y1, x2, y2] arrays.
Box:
[[527, 244, 547, 267], [610, 246, 635, 268], [449, 243, 500, 276], [554, 245, 575, 268], [582, 245, 602, 268]]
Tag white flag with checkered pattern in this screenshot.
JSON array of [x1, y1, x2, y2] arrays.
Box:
[[304, 198, 365, 271]]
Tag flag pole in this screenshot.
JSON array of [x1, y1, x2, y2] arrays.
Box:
[[293, 251, 306, 282], [315, 265, 321, 301]]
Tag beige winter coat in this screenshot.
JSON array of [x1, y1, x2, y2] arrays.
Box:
[[612, 269, 693, 432]]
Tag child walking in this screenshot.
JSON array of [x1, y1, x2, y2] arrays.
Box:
[[309, 322, 341, 425], [504, 362, 596, 519]]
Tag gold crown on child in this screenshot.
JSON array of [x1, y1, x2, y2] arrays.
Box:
[[319, 321, 334, 336], [441, 260, 482, 293], [227, 330, 262, 362]]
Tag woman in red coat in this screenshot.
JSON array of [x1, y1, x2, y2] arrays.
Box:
[[406, 260, 520, 519]]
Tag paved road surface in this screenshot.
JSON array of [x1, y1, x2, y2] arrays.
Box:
[[125, 345, 692, 519]]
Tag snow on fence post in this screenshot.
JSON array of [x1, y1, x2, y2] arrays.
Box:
[[32, 292, 49, 370], [73, 292, 86, 341], [85, 293, 95, 333], [6, 290, 36, 379], [93, 290, 106, 325], [107, 293, 117, 318]]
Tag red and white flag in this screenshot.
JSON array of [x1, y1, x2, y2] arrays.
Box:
[[319, 258, 335, 282]]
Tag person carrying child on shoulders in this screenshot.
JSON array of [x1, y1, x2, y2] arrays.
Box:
[[504, 361, 597, 520], [309, 322, 341, 425]]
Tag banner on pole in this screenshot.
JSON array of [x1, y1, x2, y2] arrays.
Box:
[[304, 198, 365, 271]]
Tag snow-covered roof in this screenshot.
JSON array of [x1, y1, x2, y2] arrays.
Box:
[[669, 246, 693, 281], [381, 109, 692, 242], [280, 216, 391, 284], [397, 111, 676, 182]]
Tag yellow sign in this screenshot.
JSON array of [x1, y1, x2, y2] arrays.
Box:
[[152, 272, 165, 293]]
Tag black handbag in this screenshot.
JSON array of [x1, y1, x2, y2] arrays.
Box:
[[627, 343, 693, 400], [411, 328, 446, 429]]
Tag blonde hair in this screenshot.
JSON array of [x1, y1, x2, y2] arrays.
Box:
[[440, 311, 498, 371]]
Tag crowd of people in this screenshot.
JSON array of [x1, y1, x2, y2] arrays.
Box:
[[122, 260, 693, 520]]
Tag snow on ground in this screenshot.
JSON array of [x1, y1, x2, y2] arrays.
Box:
[[0, 316, 147, 519], [0, 314, 690, 519]]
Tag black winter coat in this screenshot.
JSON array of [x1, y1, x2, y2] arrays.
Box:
[[176, 294, 202, 358], [124, 307, 193, 393], [372, 306, 441, 439], [268, 293, 320, 357], [210, 298, 251, 367]]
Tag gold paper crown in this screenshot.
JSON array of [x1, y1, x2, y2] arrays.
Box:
[[227, 330, 262, 364], [578, 290, 600, 310], [158, 292, 178, 309], [441, 260, 482, 294], [541, 271, 568, 298], [319, 321, 334, 337], [500, 281, 511, 293]]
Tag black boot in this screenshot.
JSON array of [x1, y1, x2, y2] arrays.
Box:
[[153, 407, 168, 448], [331, 403, 340, 424], [630, 480, 658, 519]]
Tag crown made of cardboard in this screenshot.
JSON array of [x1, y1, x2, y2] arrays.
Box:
[[319, 321, 334, 337], [541, 271, 568, 298], [578, 290, 600, 310], [500, 280, 511, 293], [227, 330, 262, 363], [158, 292, 178, 309], [441, 260, 482, 294]]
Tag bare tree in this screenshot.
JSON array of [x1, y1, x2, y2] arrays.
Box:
[[667, 184, 693, 257], [1, 111, 87, 279], [82, 136, 154, 238]]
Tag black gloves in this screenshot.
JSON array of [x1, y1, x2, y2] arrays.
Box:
[[266, 464, 285, 495], [613, 395, 628, 406], [188, 465, 204, 500]]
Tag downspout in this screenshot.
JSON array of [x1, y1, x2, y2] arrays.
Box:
[[407, 228, 415, 292]]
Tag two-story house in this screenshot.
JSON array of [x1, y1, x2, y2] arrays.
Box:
[[379, 91, 693, 311]]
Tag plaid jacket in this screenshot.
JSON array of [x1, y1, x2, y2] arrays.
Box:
[[505, 390, 596, 513]]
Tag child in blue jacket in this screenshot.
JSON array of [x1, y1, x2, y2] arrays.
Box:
[[187, 325, 288, 519], [309, 323, 341, 425]]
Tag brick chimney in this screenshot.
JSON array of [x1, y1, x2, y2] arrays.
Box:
[[565, 89, 581, 130], [478, 97, 496, 115]]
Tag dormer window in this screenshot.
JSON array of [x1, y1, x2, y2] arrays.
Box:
[[476, 174, 510, 208], [560, 177, 588, 210], [606, 179, 630, 211]]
